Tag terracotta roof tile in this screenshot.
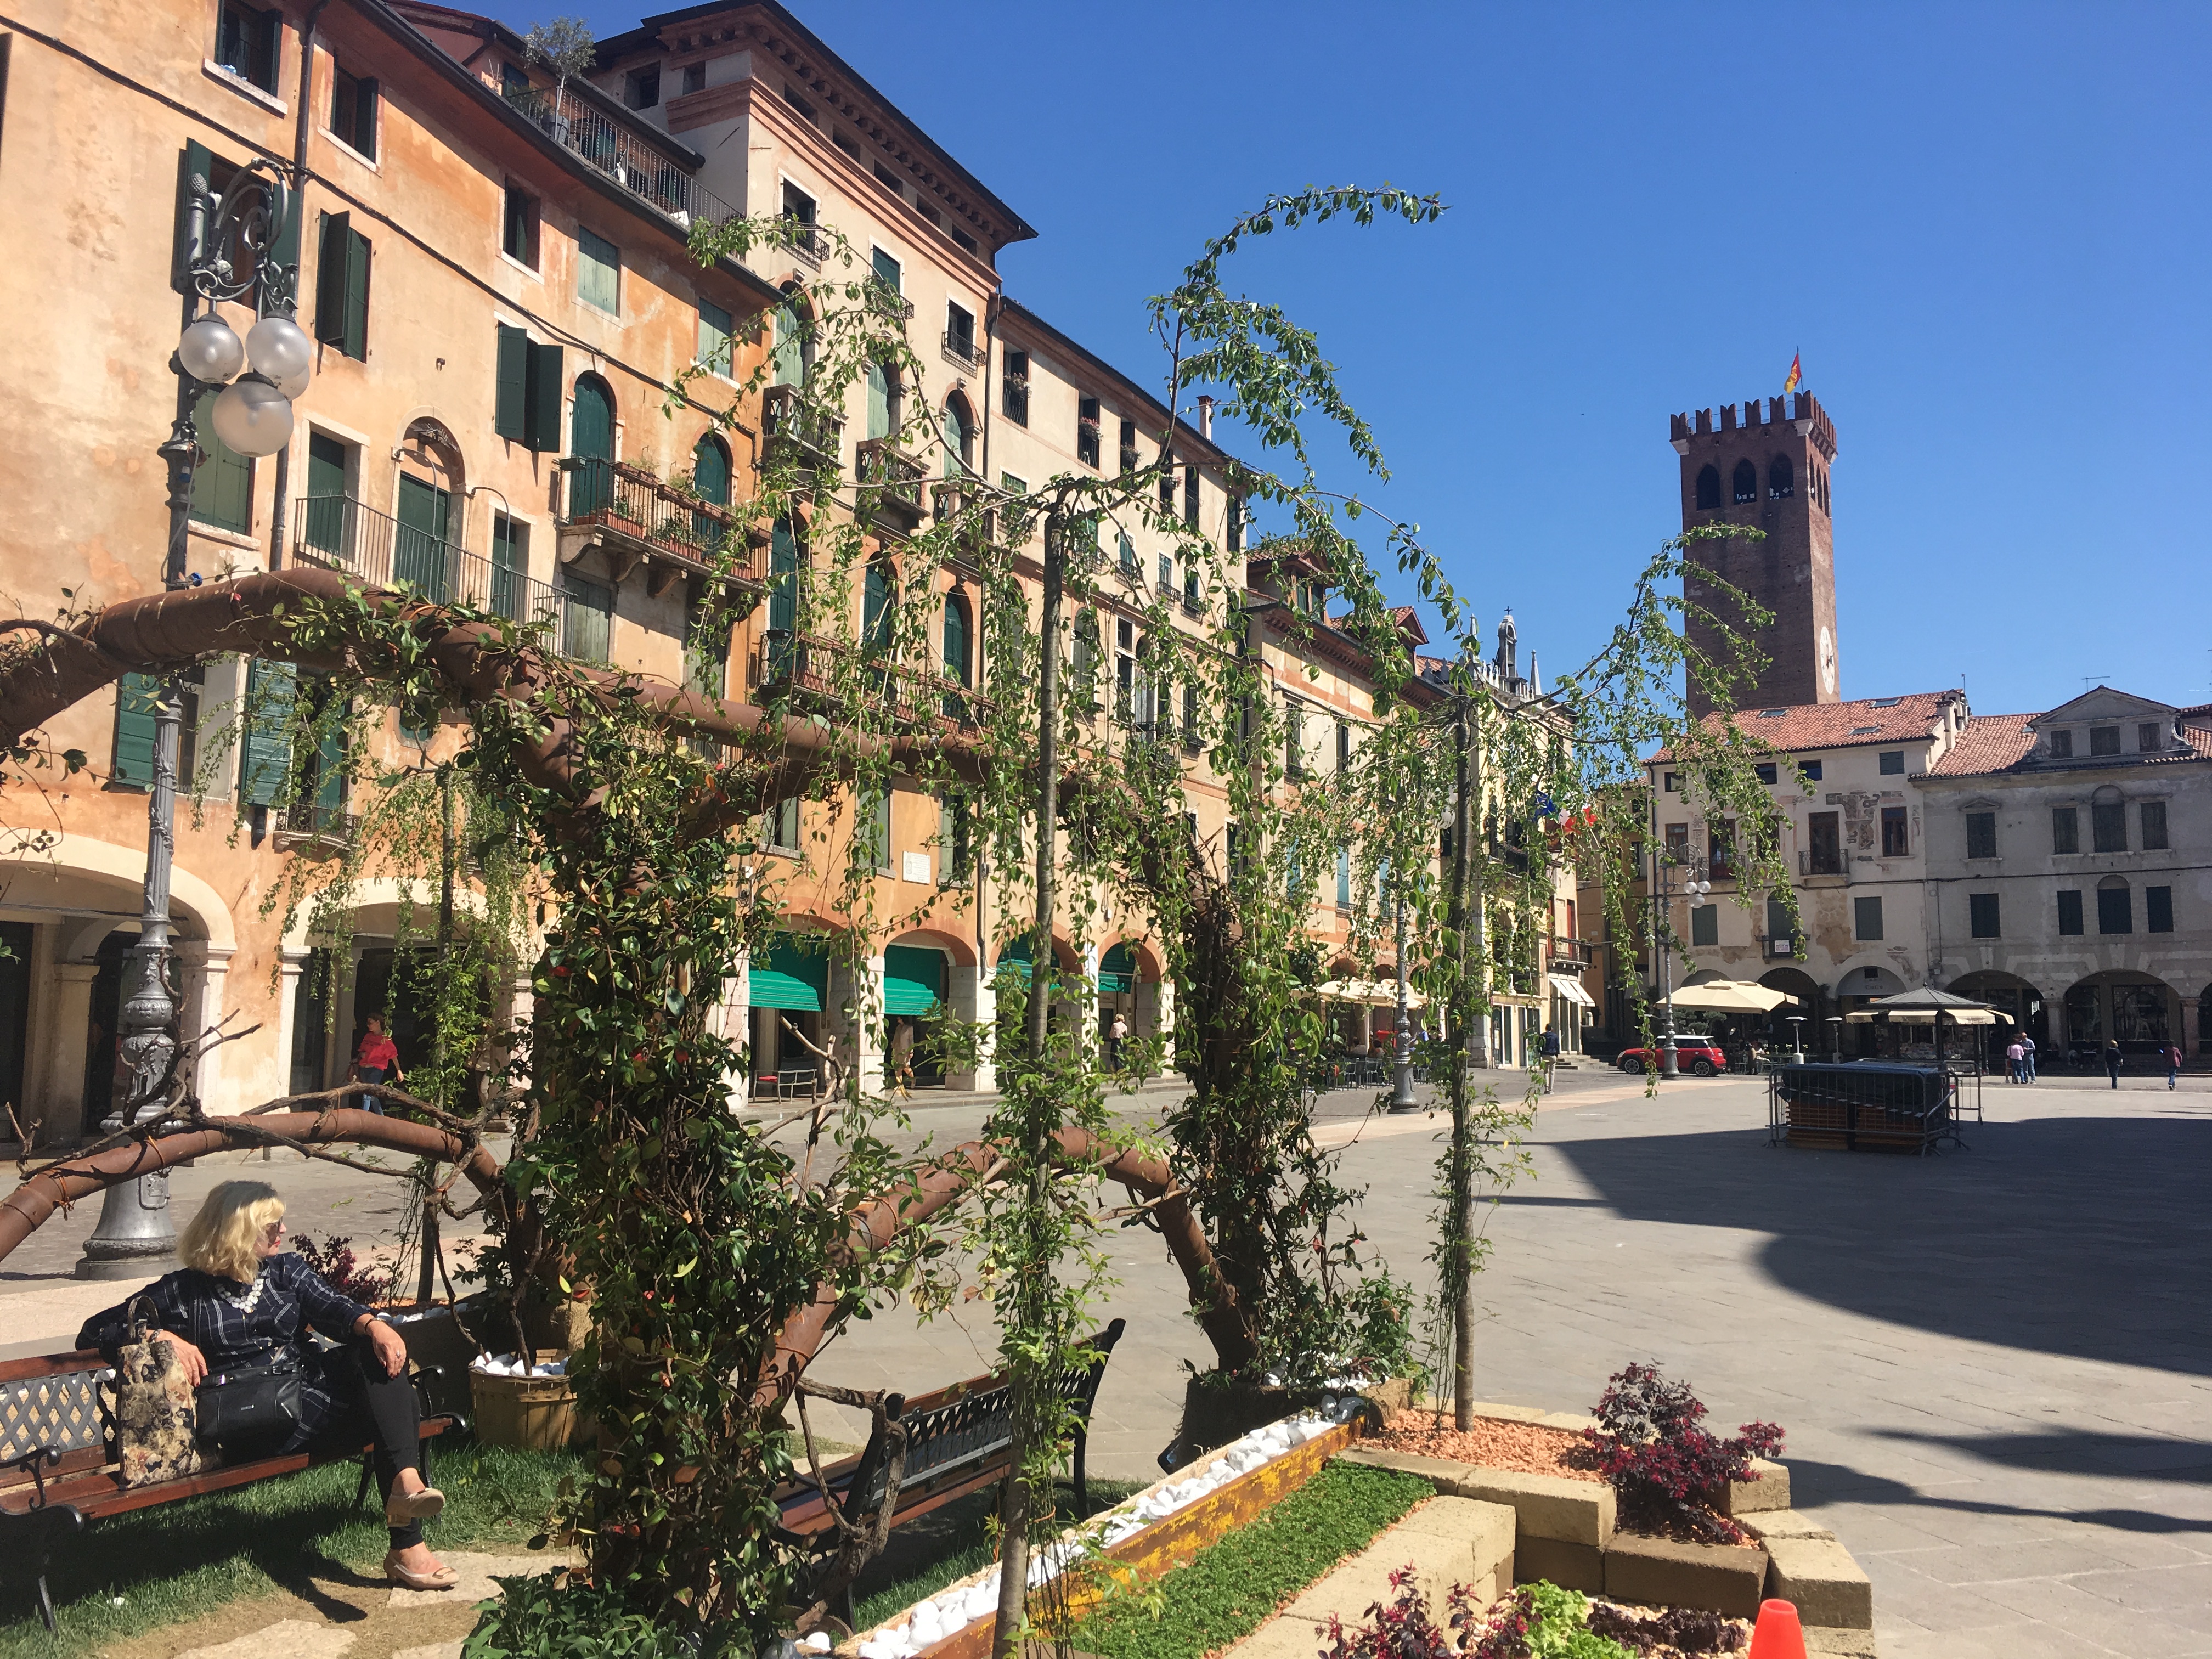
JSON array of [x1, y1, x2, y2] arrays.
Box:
[[1655, 691, 1961, 762], [1929, 713, 2036, 776]]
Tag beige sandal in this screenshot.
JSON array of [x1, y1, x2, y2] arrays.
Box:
[[385, 1549, 459, 1590], [386, 1485, 446, 1526]]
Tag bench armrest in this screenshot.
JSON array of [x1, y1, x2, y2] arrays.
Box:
[[2, 1447, 63, 1510]]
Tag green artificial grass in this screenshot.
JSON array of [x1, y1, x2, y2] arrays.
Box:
[[851, 1479, 1146, 1632], [0, 1438, 585, 1659], [1068, 1461, 1434, 1659]]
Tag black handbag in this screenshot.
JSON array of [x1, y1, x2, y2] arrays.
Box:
[[195, 1357, 304, 1454]]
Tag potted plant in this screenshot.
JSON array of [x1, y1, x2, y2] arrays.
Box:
[[523, 16, 594, 147]]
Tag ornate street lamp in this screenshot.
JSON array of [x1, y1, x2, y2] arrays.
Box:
[[77, 161, 310, 1279], [1651, 854, 1710, 1083]]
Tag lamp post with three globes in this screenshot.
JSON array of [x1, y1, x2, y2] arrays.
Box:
[[77, 161, 313, 1277]]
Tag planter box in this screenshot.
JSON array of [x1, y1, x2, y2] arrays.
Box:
[[1763, 1533, 1874, 1629], [1718, 1455, 1791, 1515], [1602, 1531, 1768, 1619], [1336, 1447, 1615, 1547], [471, 1357, 584, 1450]]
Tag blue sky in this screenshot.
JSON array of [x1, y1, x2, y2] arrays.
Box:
[[517, 1, 2211, 714]]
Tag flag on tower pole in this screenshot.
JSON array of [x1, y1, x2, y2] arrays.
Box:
[[1782, 351, 1802, 393]]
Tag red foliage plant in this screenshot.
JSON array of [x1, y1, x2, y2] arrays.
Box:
[[1318, 1567, 1488, 1659], [289, 1234, 396, 1305], [1582, 1362, 1784, 1544]]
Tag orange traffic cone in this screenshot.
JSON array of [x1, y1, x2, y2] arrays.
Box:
[[1747, 1599, 1807, 1659]]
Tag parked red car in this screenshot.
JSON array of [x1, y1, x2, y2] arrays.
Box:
[[1617, 1043, 1728, 1077]]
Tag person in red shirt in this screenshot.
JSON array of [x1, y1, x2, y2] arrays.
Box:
[[351, 1014, 403, 1115]]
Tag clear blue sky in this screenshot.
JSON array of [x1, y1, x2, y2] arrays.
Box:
[[515, 1, 2211, 715]]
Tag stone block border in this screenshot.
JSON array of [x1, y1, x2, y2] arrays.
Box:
[[1342, 1403, 1874, 1643]]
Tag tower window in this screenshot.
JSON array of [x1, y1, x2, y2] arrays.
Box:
[[1768, 456, 1793, 498], [1694, 465, 1721, 510], [1732, 460, 1757, 504]]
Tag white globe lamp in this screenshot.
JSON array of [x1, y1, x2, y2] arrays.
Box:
[[178, 315, 245, 385], [209, 375, 295, 457], [245, 315, 313, 390]]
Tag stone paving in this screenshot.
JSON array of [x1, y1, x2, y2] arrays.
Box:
[[5, 1069, 2208, 1655]]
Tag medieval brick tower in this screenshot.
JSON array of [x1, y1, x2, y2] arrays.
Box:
[[1669, 391, 1840, 716]]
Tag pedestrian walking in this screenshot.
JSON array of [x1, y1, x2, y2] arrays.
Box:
[[1541, 1024, 1561, 1092], [2020, 1033, 2037, 1082], [350, 1014, 402, 1115], [2103, 1040, 2124, 1090], [2004, 1038, 2024, 1084], [1108, 1011, 1130, 1070], [2164, 1042, 2183, 1090]]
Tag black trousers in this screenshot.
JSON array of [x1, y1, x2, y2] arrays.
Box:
[[308, 1347, 427, 1549]]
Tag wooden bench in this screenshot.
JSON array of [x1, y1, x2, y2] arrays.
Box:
[[0, 1347, 465, 1630], [774, 1319, 1125, 1615]]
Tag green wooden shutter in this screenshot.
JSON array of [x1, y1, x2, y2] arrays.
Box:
[[239, 659, 297, 806], [772, 301, 803, 387], [692, 433, 730, 505], [495, 325, 529, 441], [112, 673, 161, 787], [871, 247, 901, 294], [174, 140, 213, 294], [314, 212, 350, 346], [190, 389, 254, 533], [525, 342, 563, 452], [865, 362, 891, 439], [255, 7, 283, 91], [340, 224, 370, 359], [303, 432, 347, 556], [395, 474, 451, 595], [353, 77, 379, 160]]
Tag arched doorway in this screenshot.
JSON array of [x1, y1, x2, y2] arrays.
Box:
[[2064, 970, 2178, 1060], [395, 420, 463, 596], [748, 931, 832, 1097], [1834, 962, 1908, 1057], [883, 939, 950, 1088], [1758, 965, 1822, 1058], [569, 374, 615, 516]]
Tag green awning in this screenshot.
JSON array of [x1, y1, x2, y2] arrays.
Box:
[[883, 945, 946, 1017], [751, 936, 828, 1012]]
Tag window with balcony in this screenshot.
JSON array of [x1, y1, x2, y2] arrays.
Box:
[[1663, 822, 1689, 861], [215, 0, 280, 93], [1853, 895, 1883, 940], [2051, 805, 2079, 854], [577, 228, 620, 314], [502, 181, 540, 268], [313, 211, 371, 360], [1807, 811, 1842, 874], [1285, 703, 1304, 778], [2142, 800, 2169, 850], [490, 514, 530, 620], [1969, 893, 2000, 938], [2057, 889, 2083, 935], [1076, 394, 1101, 467], [945, 300, 977, 365], [870, 247, 903, 307], [2090, 725, 2120, 755], [1880, 805, 1909, 856], [329, 65, 377, 159], [1002, 349, 1029, 426], [1709, 821, 1735, 878], [1965, 810, 1996, 860], [1119, 417, 1138, 475]]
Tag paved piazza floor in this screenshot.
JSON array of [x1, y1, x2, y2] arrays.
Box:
[[6, 1067, 2207, 1655]]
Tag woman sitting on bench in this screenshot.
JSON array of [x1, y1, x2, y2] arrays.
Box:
[[77, 1181, 456, 1590]]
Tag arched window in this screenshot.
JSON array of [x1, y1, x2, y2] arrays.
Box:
[[766, 517, 800, 675], [1732, 459, 1757, 504], [569, 374, 615, 516], [862, 560, 895, 651], [1768, 456, 1793, 499], [691, 433, 731, 506], [941, 395, 975, 477], [772, 290, 812, 387], [1695, 465, 1721, 510], [942, 590, 971, 720]]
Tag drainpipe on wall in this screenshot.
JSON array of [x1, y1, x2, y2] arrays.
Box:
[[269, 0, 334, 573]]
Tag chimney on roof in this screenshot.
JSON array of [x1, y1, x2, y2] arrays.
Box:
[[1197, 395, 1214, 439]]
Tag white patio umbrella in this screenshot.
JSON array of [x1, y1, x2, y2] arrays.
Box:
[[1667, 979, 1800, 1013]]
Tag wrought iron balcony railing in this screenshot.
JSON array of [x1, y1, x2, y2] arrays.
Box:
[[557, 458, 760, 580], [763, 383, 844, 471], [941, 329, 984, 372], [1549, 935, 1595, 970], [749, 630, 994, 732], [292, 494, 560, 624], [500, 81, 737, 232], [855, 438, 928, 531]]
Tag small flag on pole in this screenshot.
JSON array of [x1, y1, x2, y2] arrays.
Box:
[[1782, 351, 1802, 393]]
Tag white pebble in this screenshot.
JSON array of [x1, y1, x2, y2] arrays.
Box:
[[801, 1636, 833, 1654]]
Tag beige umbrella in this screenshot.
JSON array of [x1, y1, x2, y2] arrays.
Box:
[[1668, 978, 1800, 1013]]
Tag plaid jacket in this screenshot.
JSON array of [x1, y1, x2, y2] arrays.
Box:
[[78, 1254, 378, 1450]]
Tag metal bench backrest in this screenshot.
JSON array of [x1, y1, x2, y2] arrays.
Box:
[[842, 1318, 1125, 1519], [0, 1357, 113, 1471]]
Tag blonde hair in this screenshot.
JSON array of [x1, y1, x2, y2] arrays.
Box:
[[179, 1181, 285, 1284]]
